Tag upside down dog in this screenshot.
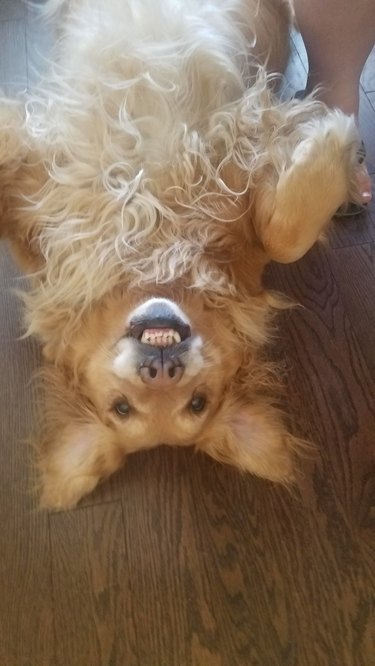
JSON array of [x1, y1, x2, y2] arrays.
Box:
[[0, 0, 361, 508]]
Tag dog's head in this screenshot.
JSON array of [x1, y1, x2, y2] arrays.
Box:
[[42, 289, 295, 503], [69, 294, 242, 451]]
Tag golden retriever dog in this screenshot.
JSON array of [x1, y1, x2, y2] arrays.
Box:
[[0, 0, 361, 509]]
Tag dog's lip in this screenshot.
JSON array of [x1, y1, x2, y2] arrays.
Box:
[[127, 317, 192, 344]]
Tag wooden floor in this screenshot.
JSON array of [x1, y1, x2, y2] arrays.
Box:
[[0, 3, 374, 665]]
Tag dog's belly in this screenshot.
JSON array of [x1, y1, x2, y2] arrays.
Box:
[[54, 0, 290, 126]]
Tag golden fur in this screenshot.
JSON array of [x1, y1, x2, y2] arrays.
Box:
[[0, 0, 361, 508]]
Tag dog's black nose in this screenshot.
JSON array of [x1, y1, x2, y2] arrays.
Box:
[[139, 358, 184, 386]]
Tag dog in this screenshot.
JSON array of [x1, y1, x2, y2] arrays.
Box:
[[0, 0, 361, 509]]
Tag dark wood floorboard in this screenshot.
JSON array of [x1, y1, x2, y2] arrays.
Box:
[[0, 247, 54, 666], [0, 4, 374, 665], [121, 448, 227, 666], [330, 243, 375, 378], [50, 502, 139, 666]]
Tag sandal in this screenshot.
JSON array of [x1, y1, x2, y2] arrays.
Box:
[[334, 142, 370, 218]]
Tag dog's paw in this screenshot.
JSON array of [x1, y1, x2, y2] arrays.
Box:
[[289, 123, 353, 203], [40, 474, 100, 511], [258, 111, 360, 263], [294, 111, 360, 203]]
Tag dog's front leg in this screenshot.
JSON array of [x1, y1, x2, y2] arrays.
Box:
[[253, 112, 360, 263]]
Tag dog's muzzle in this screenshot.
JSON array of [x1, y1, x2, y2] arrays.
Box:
[[127, 298, 192, 387]]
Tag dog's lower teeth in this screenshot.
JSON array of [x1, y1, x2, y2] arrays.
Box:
[[141, 328, 181, 346]]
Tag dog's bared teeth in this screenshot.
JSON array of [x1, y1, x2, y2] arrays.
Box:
[[140, 328, 181, 346]]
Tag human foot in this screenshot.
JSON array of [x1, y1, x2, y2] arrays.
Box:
[[334, 146, 372, 217], [357, 164, 372, 205]]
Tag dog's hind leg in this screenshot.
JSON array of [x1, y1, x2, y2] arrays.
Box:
[[253, 111, 360, 263]]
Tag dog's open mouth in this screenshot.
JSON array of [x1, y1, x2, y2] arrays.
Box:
[[127, 299, 192, 349], [140, 328, 182, 347], [128, 318, 191, 348]]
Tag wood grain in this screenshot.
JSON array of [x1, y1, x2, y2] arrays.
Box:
[[330, 242, 375, 377], [0, 244, 54, 666], [328, 206, 375, 248], [49, 502, 139, 666], [263, 247, 375, 666], [120, 448, 227, 666]]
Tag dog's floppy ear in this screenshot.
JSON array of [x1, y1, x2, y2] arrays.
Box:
[[38, 366, 124, 510], [198, 399, 297, 484]]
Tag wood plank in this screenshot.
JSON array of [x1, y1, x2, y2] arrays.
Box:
[[328, 201, 375, 248], [121, 425, 374, 665], [120, 447, 227, 666], [0, 242, 54, 666], [266, 246, 375, 552], [264, 249, 375, 666], [49, 502, 139, 666], [329, 243, 375, 377], [188, 457, 374, 666]]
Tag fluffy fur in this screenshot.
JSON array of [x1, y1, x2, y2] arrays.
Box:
[[0, 0, 361, 508]]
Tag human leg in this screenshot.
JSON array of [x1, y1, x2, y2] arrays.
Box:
[[293, 0, 375, 204]]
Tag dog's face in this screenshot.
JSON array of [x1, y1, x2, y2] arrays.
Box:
[[69, 294, 243, 453], [40, 285, 298, 513], [42, 291, 295, 511]]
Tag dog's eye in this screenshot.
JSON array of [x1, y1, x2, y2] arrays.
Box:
[[189, 394, 207, 413], [113, 400, 130, 417]]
